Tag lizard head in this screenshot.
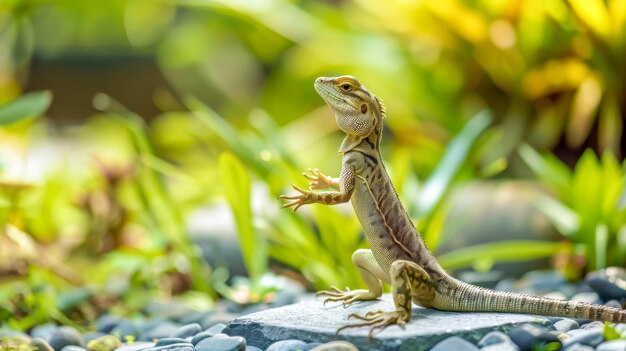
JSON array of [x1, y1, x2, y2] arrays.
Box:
[[314, 76, 385, 154]]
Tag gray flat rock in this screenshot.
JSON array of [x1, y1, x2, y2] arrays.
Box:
[[223, 294, 550, 351]]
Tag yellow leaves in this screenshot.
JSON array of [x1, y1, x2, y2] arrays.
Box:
[[567, 75, 603, 148], [522, 58, 589, 98], [425, 0, 488, 43], [568, 0, 611, 39]]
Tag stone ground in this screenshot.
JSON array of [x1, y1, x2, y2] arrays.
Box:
[[224, 295, 550, 351]]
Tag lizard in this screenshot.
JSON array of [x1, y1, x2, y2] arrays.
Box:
[[279, 75, 626, 336]]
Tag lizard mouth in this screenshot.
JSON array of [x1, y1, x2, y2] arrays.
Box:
[[314, 82, 345, 105]]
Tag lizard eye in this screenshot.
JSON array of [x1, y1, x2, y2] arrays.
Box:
[[361, 104, 367, 114], [340, 83, 353, 92]]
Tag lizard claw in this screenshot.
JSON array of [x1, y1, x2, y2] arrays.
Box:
[[278, 184, 314, 212]]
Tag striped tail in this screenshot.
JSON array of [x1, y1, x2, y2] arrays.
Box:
[[440, 281, 626, 323]]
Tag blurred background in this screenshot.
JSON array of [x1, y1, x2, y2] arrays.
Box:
[[1, 0, 625, 329]]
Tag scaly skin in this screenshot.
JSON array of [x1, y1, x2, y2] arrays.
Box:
[[280, 76, 626, 336]]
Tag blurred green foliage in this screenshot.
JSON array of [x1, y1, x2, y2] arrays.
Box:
[[0, 0, 625, 329]]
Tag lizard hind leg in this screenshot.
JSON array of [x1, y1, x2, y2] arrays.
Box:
[[338, 260, 436, 338], [316, 249, 385, 306]]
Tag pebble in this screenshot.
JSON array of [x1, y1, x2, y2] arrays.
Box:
[[245, 347, 263, 351], [111, 320, 138, 340], [206, 323, 227, 336], [565, 343, 596, 351], [302, 342, 323, 351], [190, 332, 213, 346], [31, 323, 57, 340], [580, 321, 604, 330], [605, 300, 622, 309], [138, 322, 179, 342], [266, 339, 307, 351], [143, 344, 193, 351], [47, 326, 84, 351], [561, 329, 604, 348], [194, 336, 246, 351], [309, 341, 359, 351], [60, 346, 87, 351], [154, 338, 187, 347], [509, 324, 561, 351], [480, 341, 519, 351], [30, 337, 54, 351], [430, 336, 479, 351], [571, 292, 602, 304], [596, 339, 626, 351], [168, 324, 201, 339], [586, 268, 626, 301], [86, 335, 122, 351], [477, 331, 512, 347], [522, 270, 566, 293], [553, 319, 580, 332], [96, 315, 124, 334], [111, 342, 155, 351]]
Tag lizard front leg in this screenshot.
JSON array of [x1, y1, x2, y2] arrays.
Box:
[[338, 260, 436, 337], [279, 162, 355, 212], [317, 249, 386, 306]]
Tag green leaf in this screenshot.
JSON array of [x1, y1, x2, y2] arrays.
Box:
[[518, 143, 571, 194], [0, 91, 52, 125], [530, 191, 580, 237], [603, 322, 620, 341], [437, 240, 562, 271], [219, 152, 267, 283], [415, 110, 492, 218]]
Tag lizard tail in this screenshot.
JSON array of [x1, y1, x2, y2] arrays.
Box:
[[440, 281, 626, 323]]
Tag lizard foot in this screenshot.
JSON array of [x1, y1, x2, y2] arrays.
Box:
[[316, 286, 378, 307], [337, 310, 408, 338]]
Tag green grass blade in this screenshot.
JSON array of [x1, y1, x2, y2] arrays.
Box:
[[219, 152, 267, 283], [0, 91, 52, 125], [415, 110, 492, 218], [437, 240, 562, 271]]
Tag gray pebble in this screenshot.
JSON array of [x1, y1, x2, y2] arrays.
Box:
[[138, 322, 179, 342], [586, 268, 626, 301], [309, 341, 359, 351], [96, 315, 123, 334], [302, 343, 323, 351], [31, 323, 57, 340], [580, 321, 604, 330], [478, 331, 511, 347], [480, 342, 519, 351], [112, 341, 155, 351], [565, 343, 595, 351], [168, 324, 201, 339], [245, 347, 263, 351], [154, 338, 187, 347], [47, 326, 84, 351], [509, 324, 561, 351], [190, 332, 212, 346], [194, 336, 246, 351], [571, 292, 602, 304], [142, 343, 193, 351], [562, 329, 604, 348], [554, 319, 580, 332], [266, 339, 307, 351], [605, 300, 623, 309], [60, 346, 86, 351], [30, 338, 54, 351], [206, 323, 227, 336], [111, 320, 138, 340], [431, 336, 479, 351], [597, 340, 626, 351], [0, 327, 27, 338]]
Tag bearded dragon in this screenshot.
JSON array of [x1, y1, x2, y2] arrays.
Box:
[[279, 75, 626, 336]]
